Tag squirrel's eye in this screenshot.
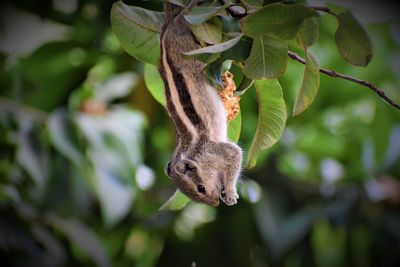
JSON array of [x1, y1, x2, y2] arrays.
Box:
[[176, 160, 197, 174], [197, 184, 206, 194]]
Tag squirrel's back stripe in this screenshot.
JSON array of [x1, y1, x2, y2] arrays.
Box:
[[165, 54, 206, 133]]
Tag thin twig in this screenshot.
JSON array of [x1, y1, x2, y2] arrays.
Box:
[[288, 51, 400, 110]]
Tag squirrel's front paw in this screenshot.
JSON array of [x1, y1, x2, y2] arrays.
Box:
[[220, 188, 239, 206]]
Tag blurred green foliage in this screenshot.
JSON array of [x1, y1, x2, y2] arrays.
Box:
[[1, 1, 400, 267]]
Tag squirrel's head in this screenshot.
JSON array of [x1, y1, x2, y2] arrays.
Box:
[[165, 158, 222, 206], [165, 142, 242, 206]]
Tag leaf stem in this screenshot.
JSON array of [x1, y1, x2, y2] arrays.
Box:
[[288, 51, 400, 110]]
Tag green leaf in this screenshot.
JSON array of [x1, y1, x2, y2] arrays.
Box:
[[183, 33, 244, 56], [234, 76, 254, 96], [159, 189, 191, 211], [335, 11, 373, 66], [241, 3, 318, 39], [227, 109, 242, 143], [144, 64, 166, 107], [293, 50, 320, 116], [110, 1, 164, 65], [48, 109, 84, 166], [184, 5, 225, 25], [243, 34, 288, 80], [221, 36, 252, 62], [220, 16, 241, 33], [246, 79, 287, 168], [190, 17, 222, 44], [290, 18, 319, 49]]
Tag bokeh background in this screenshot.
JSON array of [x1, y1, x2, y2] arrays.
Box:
[[1, 0, 400, 266]]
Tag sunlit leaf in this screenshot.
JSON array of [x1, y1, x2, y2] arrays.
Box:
[[95, 72, 138, 102], [190, 17, 222, 44], [293, 50, 320, 116], [243, 34, 288, 80], [227, 109, 241, 143], [75, 107, 145, 225], [144, 64, 166, 107], [247, 79, 287, 168], [335, 11, 373, 66], [240, 3, 318, 39], [159, 189, 191, 211], [184, 5, 225, 25], [110, 1, 164, 65]]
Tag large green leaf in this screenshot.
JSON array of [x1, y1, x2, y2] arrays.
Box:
[[227, 109, 242, 143], [159, 189, 191, 211], [241, 3, 318, 39], [110, 1, 163, 65], [220, 36, 252, 62], [190, 17, 222, 44], [293, 50, 320, 116], [290, 18, 319, 49], [334, 11, 373, 66], [243, 34, 288, 80], [247, 79, 287, 168], [184, 5, 225, 25], [144, 64, 166, 107]]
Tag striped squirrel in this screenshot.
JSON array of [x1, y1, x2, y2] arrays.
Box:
[[159, 1, 243, 206]]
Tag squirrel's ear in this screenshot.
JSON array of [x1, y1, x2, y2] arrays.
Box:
[[175, 159, 197, 174], [164, 162, 172, 178]]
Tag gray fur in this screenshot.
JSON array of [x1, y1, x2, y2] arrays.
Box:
[[160, 2, 243, 206]]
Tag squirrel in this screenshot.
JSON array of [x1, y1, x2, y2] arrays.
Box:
[[158, 0, 243, 206]]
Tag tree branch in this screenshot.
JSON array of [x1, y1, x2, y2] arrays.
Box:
[[288, 51, 400, 110]]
